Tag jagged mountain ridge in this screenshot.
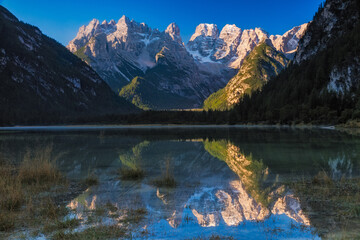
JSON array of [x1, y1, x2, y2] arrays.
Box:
[[0, 6, 138, 124], [232, 0, 360, 124], [203, 42, 289, 110], [68, 16, 308, 110], [187, 23, 308, 68], [68, 18, 227, 109]]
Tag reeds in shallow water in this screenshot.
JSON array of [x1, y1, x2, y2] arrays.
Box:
[[0, 145, 67, 233], [118, 167, 145, 180], [18, 145, 63, 186], [152, 158, 177, 188]]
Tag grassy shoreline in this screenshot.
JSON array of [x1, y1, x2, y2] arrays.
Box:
[[289, 171, 360, 239], [0, 147, 88, 239]]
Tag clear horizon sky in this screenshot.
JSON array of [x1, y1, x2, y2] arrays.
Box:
[[1, 0, 323, 46]]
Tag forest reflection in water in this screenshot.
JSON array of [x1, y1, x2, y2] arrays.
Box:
[[0, 126, 359, 239]]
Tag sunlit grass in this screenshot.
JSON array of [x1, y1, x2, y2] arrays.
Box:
[[18, 146, 63, 186]]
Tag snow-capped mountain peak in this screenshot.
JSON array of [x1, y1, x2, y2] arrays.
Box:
[[190, 23, 219, 41], [187, 23, 308, 69], [68, 15, 308, 109]]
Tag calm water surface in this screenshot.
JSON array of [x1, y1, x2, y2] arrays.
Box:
[[1, 126, 359, 239]]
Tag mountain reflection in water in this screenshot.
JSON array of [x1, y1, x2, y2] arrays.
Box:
[[1, 126, 359, 239], [66, 139, 314, 239]]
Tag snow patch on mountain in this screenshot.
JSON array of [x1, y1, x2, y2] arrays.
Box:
[[113, 64, 131, 82], [187, 49, 215, 63], [188, 23, 307, 69], [327, 58, 360, 95]]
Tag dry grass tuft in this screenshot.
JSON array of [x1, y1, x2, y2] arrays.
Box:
[[43, 218, 81, 234], [120, 208, 148, 224], [0, 146, 68, 234], [290, 171, 360, 239], [0, 163, 23, 211], [39, 197, 69, 220], [0, 212, 15, 232], [52, 225, 128, 240], [152, 159, 176, 188], [18, 146, 63, 186], [118, 168, 145, 180], [311, 170, 333, 186], [83, 172, 99, 186]]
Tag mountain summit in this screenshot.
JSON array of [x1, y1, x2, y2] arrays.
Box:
[[165, 22, 181, 43], [68, 16, 308, 110], [68, 18, 228, 109], [187, 23, 308, 68]]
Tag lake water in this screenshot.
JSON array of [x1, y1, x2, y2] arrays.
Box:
[[1, 126, 359, 239]]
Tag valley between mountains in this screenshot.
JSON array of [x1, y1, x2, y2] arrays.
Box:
[[1, 0, 360, 125]]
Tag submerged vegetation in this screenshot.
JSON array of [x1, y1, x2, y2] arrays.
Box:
[[0, 146, 71, 237], [18, 145, 64, 186], [52, 225, 128, 240], [119, 168, 145, 180], [0, 146, 149, 239], [119, 141, 148, 180], [152, 158, 177, 188], [290, 171, 360, 239], [204, 140, 272, 207], [83, 171, 99, 186]]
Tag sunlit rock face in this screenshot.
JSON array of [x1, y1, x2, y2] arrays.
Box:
[[200, 140, 311, 227], [187, 141, 271, 227], [269, 23, 309, 59], [216, 180, 270, 225], [165, 23, 182, 44], [187, 24, 220, 60], [272, 194, 310, 226], [187, 23, 308, 69], [65, 140, 311, 236], [68, 18, 192, 89], [68, 19, 227, 109], [191, 209, 220, 227], [208, 42, 289, 110], [68, 16, 308, 109]]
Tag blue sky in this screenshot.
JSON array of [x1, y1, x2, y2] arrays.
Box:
[[1, 0, 323, 46]]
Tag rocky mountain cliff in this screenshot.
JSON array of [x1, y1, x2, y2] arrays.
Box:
[[232, 0, 360, 124], [68, 16, 307, 110], [0, 6, 138, 125], [204, 42, 288, 110], [68, 18, 229, 109], [294, 0, 360, 96], [187, 23, 307, 68]]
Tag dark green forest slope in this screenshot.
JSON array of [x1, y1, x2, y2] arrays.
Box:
[[231, 0, 360, 124], [0, 6, 138, 125]]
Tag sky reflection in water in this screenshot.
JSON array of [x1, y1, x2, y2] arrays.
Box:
[[1, 126, 359, 239]]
